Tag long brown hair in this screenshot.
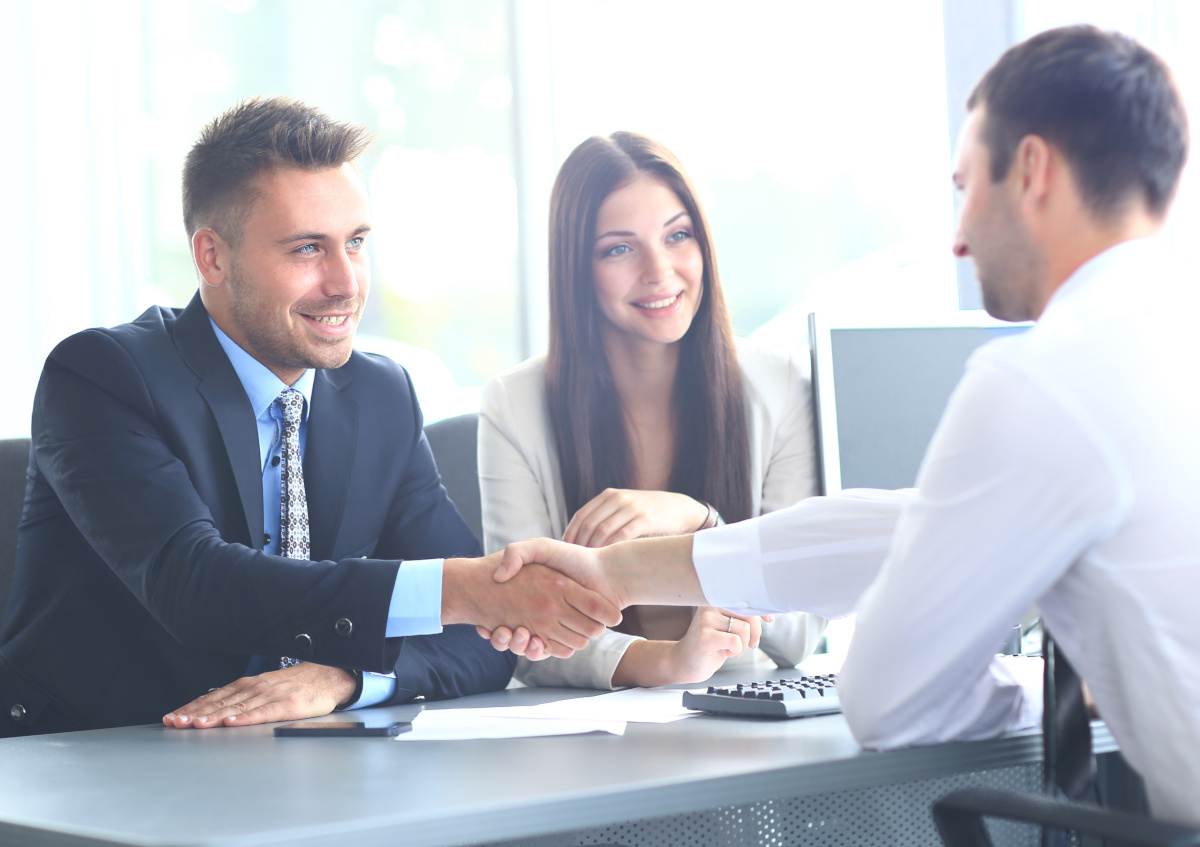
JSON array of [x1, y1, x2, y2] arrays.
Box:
[[546, 132, 751, 523]]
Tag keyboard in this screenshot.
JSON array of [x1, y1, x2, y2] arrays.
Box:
[[682, 674, 841, 719]]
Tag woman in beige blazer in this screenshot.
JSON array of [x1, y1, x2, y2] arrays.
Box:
[[479, 132, 826, 689]]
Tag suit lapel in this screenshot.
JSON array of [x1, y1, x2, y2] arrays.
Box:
[[305, 366, 358, 561], [173, 295, 265, 550]]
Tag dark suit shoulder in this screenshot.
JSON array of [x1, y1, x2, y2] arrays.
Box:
[[47, 305, 190, 388], [343, 349, 414, 388], [336, 350, 421, 412], [50, 305, 184, 358]]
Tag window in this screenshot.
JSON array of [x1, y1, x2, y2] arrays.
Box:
[[26, 2, 1193, 437], [538, 1, 957, 353]]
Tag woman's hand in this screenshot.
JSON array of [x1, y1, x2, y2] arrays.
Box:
[[611, 606, 762, 688], [563, 488, 708, 548]]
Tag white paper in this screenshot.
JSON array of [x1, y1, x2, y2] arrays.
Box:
[[396, 708, 626, 741], [486, 688, 699, 724]]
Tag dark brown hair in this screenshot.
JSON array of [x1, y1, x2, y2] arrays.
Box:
[[546, 132, 751, 522], [969, 25, 1187, 219], [182, 96, 373, 245]]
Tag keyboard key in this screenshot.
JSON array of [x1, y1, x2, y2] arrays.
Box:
[[682, 675, 842, 719]]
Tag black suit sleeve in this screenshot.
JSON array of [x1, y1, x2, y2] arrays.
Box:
[[362, 357, 516, 701], [392, 625, 515, 702], [34, 330, 404, 674]]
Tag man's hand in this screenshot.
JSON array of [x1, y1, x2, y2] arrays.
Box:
[[492, 537, 618, 600], [480, 535, 705, 658], [476, 539, 615, 658], [162, 663, 356, 729], [443, 554, 621, 660]]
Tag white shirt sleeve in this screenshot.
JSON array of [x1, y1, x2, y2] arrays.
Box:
[[838, 355, 1125, 749], [748, 346, 828, 667], [692, 488, 912, 618]]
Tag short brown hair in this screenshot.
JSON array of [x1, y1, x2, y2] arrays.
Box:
[[182, 97, 373, 244], [969, 26, 1188, 219]]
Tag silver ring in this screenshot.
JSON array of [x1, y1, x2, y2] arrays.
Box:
[[726, 616, 734, 632]]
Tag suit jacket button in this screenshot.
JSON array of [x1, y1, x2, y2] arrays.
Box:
[[10, 704, 26, 722], [294, 633, 314, 655], [335, 618, 353, 638]]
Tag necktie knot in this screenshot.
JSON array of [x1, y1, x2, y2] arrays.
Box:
[[278, 388, 305, 429]]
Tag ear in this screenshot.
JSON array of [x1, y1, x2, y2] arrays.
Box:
[[1009, 134, 1052, 216], [192, 229, 231, 287]]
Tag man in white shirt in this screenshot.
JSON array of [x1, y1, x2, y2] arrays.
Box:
[[488, 26, 1199, 825]]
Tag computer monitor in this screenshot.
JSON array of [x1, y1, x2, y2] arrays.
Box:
[[808, 313, 1030, 495]]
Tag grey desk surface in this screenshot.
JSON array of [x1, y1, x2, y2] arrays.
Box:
[[0, 664, 1114, 847]]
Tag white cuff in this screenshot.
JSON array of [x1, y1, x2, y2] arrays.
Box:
[[692, 520, 776, 615]]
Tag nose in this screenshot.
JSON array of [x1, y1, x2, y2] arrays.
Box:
[[640, 243, 674, 285], [322, 246, 360, 301], [951, 227, 970, 259]]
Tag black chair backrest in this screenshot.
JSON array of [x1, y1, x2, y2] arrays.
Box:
[[0, 438, 31, 623], [423, 414, 482, 549]]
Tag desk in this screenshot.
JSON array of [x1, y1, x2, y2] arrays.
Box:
[[0, 665, 1115, 847]]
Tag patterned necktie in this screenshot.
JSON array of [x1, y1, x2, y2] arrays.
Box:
[[278, 388, 308, 668]]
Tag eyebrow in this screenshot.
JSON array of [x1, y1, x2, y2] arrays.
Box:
[[277, 224, 372, 245], [594, 211, 691, 242]]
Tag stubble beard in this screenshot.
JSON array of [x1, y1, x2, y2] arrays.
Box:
[[227, 262, 360, 373], [975, 197, 1043, 323]]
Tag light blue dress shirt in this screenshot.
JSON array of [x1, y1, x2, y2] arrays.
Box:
[[210, 319, 444, 708]]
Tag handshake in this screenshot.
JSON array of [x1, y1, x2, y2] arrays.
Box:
[[445, 534, 712, 661]]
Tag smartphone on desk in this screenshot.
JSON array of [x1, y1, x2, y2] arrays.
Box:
[[274, 719, 411, 738]]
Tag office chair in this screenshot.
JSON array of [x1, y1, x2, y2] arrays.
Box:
[[933, 636, 1200, 846], [0, 438, 31, 623], [423, 413, 483, 548], [933, 787, 1200, 846]]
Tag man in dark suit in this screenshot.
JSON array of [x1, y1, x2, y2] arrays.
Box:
[[0, 98, 618, 737]]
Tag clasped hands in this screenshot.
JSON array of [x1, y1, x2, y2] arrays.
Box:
[[477, 534, 765, 677], [479, 489, 760, 663]]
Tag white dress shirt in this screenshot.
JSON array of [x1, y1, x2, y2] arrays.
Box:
[[480, 338, 828, 688], [693, 238, 1200, 825]]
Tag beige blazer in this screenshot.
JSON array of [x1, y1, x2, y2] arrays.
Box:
[[479, 337, 828, 689]]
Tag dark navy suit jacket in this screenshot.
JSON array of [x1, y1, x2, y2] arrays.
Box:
[[0, 295, 514, 736]]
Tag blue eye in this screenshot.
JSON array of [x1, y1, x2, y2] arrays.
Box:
[[348, 236, 365, 249], [604, 244, 630, 257], [667, 229, 691, 243], [296, 243, 317, 255]]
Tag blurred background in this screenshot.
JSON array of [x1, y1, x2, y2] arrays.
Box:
[[2, 0, 1197, 436]]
